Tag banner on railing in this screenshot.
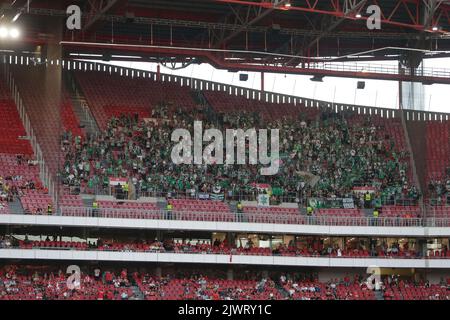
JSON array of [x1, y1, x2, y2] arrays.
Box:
[[353, 187, 376, 195], [198, 193, 210, 200], [251, 183, 272, 194], [209, 193, 224, 201], [342, 198, 355, 209], [308, 197, 355, 209], [109, 178, 128, 186], [257, 194, 270, 207]]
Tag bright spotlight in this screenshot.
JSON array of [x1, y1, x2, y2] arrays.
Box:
[[9, 28, 20, 39], [0, 27, 8, 38], [432, 26, 439, 31], [355, 13, 362, 18], [12, 12, 21, 23]]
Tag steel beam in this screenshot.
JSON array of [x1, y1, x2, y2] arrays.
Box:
[[83, 0, 127, 32], [214, 0, 450, 31], [213, 0, 288, 48], [60, 41, 450, 85]]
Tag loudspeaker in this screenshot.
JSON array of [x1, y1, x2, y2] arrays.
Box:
[[272, 24, 281, 32], [125, 12, 135, 23], [357, 81, 366, 89], [239, 74, 248, 81]]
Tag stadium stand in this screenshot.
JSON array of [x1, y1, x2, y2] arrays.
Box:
[[59, 84, 419, 206], [0, 265, 134, 300], [74, 71, 197, 130], [1, 65, 448, 225], [0, 0, 450, 304], [4, 235, 443, 259], [0, 264, 448, 300]]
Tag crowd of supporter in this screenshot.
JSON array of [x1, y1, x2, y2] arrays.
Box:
[[59, 105, 419, 203], [280, 273, 450, 300], [382, 275, 450, 300], [428, 169, 450, 203], [136, 271, 282, 300], [6, 235, 446, 258], [0, 154, 50, 214], [0, 263, 449, 300], [280, 273, 375, 300], [0, 265, 133, 300], [0, 159, 38, 202]]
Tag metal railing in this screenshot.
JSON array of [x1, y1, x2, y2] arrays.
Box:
[[302, 61, 450, 78], [137, 190, 299, 203], [2, 245, 447, 260], [59, 207, 426, 227], [424, 218, 450, 228]]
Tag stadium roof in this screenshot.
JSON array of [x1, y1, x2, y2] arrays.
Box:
[[1, 0, 450, 82]]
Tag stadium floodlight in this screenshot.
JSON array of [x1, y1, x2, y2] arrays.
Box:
[[0, 27, 8, 38], [9, 28, 20, 39], [12, 12, 21, 23]]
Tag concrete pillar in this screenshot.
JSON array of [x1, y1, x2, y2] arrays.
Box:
[[43, 17, 63, 212], [227, 268, 234, 280], [226, 232, 234, 247], [261, 72, 264, 92], [417, 238, 428, 258], [155, 267, 162, 277], [82, 228, 88, 240], [398, 61, 425, 111]]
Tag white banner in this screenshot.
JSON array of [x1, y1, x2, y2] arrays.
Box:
[[257, 194, 270, 207]]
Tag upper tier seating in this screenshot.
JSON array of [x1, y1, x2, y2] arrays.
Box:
[[62, 200, 160, 219], [0, 101, 33, 155], [380, 205, 421, 218], [0, 266, 134, 300], [0, 78, 58, 214], [20, 190, 53, 214], [0, 75, 33, 154], [426, 121, 450, 182], [428, 205, 450, 217], [60, 102, 419, 206], [242, 206, 301, 223], [425, 121, 450, 208], [203, 89, 319, 121], [315, 208, 364, 217], [170, 199, 235, 222], [243, 206, 299, 215], [62, 101, 84, 138], [171, 199, 230, 212], [137, 276, 283, 300], [97, 200, 159, 210], [0, 201, 10, 214], [0, 154, 41, 186], [75, 71, 197, 130], [18, 239, 88, 250], [383, 281, 449, 300], [10, 66, 84, 173], [283, 279, 375, 300]]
